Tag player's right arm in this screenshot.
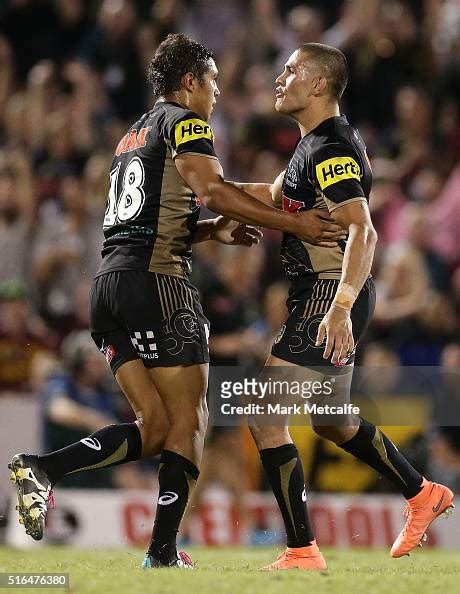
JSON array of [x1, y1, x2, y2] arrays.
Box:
[[312, 143, 377, 365], [175, 155, 343, 246]]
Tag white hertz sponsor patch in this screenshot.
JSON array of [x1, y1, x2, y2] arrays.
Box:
[[175, 118, 214, 147], [315, 156, 361, 190]]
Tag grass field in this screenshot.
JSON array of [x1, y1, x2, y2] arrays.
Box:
[[1, 547, 459, 594]]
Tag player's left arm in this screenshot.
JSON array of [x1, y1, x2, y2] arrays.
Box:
[[229, 170, 285, 208], [197, 170, 283, 245], [316, 199, 377, 364], [193, 216, 262, 246]]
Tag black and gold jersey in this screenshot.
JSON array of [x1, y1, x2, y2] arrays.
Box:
[[96, 101, 217, 279], [280, 115, 372, 287]]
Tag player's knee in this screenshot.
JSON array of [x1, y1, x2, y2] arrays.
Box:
[[135, 410, 169, 456], [169, 401, 208, 440], [141, 427, 166, 457], [249, 420, 290, 450], [312, 425, 337, 441]]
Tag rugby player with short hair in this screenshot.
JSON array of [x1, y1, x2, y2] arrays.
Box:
[[8, 34, 345, 569], [235, 43, 454, 570]]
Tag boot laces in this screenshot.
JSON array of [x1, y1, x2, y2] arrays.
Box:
[[178, 551, 193, 567], [47, 489, 56, 510]]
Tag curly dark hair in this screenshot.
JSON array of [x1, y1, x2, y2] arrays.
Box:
[[147, 33, 214, 98]]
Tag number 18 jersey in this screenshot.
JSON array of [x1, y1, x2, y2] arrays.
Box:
[[96, 101, 217, 279]]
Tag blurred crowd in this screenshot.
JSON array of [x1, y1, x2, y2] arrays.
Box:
[[0, 0, 459, 495]]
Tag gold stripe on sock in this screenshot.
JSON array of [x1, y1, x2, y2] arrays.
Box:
[[184, 471, 197, 494], [183, 471, 197, 515], [279, 458, 298, 537], [67, 439, 128, 475], [372, 428, 407, 485]]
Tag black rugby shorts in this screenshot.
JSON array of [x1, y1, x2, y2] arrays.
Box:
[[271, 277, 375, 368], [90, 270, 210, 374]]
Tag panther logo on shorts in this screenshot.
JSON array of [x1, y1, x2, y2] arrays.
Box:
[[163, 308, 200, 356], [289, 314, 325, 354]]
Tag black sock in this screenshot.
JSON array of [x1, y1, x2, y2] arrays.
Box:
[[339, 418, 423, 499], [148, 450, 199, 564], [38, 423, 143, 485], [260, 444, 315, 548]]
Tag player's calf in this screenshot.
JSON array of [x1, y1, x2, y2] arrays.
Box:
[[144, 363, 208, 566], [145, 449, 200, 567], [163, 402, 208, 464]]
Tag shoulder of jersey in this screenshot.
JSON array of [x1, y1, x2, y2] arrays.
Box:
[[115, 110, 155, 157], [310, 117, 359, 156], [312, 140, 362, 190], [158, 104, 214, 148], [156, 102, 199, 123]]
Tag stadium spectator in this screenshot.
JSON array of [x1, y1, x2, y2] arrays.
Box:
[[367, 158, 406, 252], [372, 201, 458, 363], [429, 343, 460, 493], [81, 0, 148, 121], [249, 281, 289, 364], [201, 246, 265, 365], [0, 280, 56, 392], [33, 174, 103, 331], [0, 152, 35, 288], [426, 165, 460, 266], [41, 331, 124, 488]]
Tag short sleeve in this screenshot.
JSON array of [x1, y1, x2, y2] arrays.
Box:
[[312, 144, 367, 212], [162, 108, 217, 160]]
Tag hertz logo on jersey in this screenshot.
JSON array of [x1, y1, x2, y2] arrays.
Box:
[[175, 118, 214, 148], [316, 156, 362, 190]]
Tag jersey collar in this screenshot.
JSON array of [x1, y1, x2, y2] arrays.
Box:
[[307, 114, 348, 136]]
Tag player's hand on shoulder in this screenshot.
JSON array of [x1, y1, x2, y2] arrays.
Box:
[[295, 209, 347, 246], [211, 216, 263, 246], [316, 304, 354, 366]]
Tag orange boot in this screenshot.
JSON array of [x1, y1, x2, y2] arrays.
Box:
[[391, 478, 454, 558], [261, 540, 327, 570]]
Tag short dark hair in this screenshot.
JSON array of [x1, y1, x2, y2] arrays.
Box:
[[299, 43, 348, 100], [147, 33, 214, 98]]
